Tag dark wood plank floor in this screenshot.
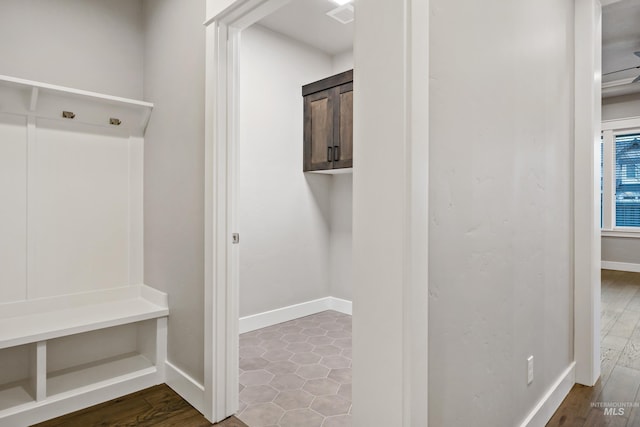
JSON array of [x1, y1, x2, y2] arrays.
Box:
[[548, 270, 640, 427], [32, 384, 248, 427]]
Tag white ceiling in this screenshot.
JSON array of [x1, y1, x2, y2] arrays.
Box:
[[257, 0, 639, 97], [258, 0, 354, 56], [602, 0, 640, 97]]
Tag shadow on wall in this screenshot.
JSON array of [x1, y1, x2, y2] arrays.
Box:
[[305, 173, 331, 225]]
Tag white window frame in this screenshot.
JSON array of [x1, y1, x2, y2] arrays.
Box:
[[601, 116, 640, 237]]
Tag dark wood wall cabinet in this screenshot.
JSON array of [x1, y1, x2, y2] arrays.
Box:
[[302, 69, 353, 173]]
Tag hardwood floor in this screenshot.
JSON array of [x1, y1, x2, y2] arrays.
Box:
[[548, 270, 640, 427], [35, 271, 640, 427], [32, 384, 248, 427]]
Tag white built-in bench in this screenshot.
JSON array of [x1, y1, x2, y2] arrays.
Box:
[[0, 75, 164, 427], [0, 285, 168, 427]]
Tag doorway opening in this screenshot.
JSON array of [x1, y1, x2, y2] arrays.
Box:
[[236, 5, 354, 425], [203, 0, 354, 423]]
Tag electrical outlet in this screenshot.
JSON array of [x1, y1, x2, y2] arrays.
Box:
[[527, 356, 534, 385]]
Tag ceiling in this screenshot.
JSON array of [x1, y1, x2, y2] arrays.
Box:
[[257, 0, 639, 97], [602, 0, 640, 97], [258, 0, 353, 56]]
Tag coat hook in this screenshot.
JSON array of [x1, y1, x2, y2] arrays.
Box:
[[110, 118, 122, 126], [62, 111, 75, 119]]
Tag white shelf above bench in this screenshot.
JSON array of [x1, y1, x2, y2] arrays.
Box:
[[0, 74, 153, 137], [0, 285, 168, 350]]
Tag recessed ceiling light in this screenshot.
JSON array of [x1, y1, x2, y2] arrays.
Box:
[[331, 0, 352, 6]]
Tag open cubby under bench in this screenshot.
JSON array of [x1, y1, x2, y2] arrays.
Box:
[[0, 285, 168, 427]]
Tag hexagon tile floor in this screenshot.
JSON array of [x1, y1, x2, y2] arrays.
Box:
[[237, 310, 352, 427]]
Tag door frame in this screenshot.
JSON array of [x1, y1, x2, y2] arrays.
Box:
[[202, 0, 431, 424], [202, 0, 318, 421], [573, 0, 602, 387]]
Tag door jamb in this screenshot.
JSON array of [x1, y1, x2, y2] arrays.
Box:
[[203, 0, 430, 424], [573, 0, 602, 387], [203, 0, 294, 421]]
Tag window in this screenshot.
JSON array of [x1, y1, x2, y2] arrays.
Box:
[[601, 119, 640, 232], [615, 133, 640, 226]]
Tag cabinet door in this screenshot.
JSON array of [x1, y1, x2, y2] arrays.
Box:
[[333, 82, 353, 169], [304, 89, 334, 171]]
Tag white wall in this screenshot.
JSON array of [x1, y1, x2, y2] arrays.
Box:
[[602, 94, 640, 265], [603, 93, 640, 121], [238, 25, 333, 317], [329, 174, 353, 301], [352, 0, 417, 423], [0, 0, 144, 99], [428, 0, 574, 425], [238, 26, 354, 316], [603, 237, 640, 263], [332, 50, 354, 75], [142, 0, 206, 385]]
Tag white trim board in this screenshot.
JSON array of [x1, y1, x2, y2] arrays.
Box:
[[165, 361, 205, 415], [518, 362, 576, 427], [0, 367, 160, 427], [239, 297, 353, 334], [601, 261, 640, 273], [573, 0, 601, 387]]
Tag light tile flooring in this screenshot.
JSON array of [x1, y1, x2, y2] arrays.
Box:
[[237, 310, 352, 427]]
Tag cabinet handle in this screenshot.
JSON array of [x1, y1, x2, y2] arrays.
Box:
[[334, 145, 340, 161], [327, 146, 332, 162]]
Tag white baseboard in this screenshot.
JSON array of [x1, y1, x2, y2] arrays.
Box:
[[165, 361, 205, 415], [602, 261, 640, 273], [328, 297, 352, 315], [519, 362, 576, 427], [239, 297, 353, 333]]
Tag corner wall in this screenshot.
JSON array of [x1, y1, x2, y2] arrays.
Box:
[[238, 25, 334, 317], [142, 0, 206, 386], [329, 174, 353, 301]]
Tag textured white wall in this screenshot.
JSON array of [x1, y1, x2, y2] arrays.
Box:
[[0, 0, 144, 99], [428, 0, 574, 425], [142, 0, 206, 384], [238, 25, 335, 317]]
